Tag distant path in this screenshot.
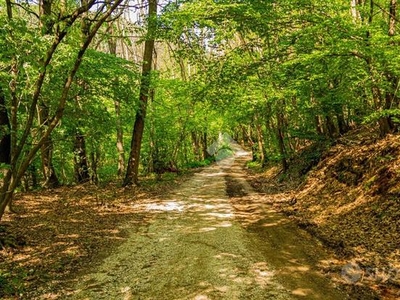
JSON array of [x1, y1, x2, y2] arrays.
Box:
[[68, 150, 348, 299]]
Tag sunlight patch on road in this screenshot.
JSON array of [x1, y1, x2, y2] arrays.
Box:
[[215, 285, 229, 292], [250, 262, 275, 287], [292, 288, 313, 296], [231, 276, 252, 285], [120, 286, 132, 300], [202, 171, 226, 177], [204, 204, 216, 209], [285, 265, 310, 272], [203, 212, 233, 218], [214, 221, 232, 227], [234, 149, 249, 157], [199, 227, 217, 232], [214, 252, 239, 259], [198, 281, 211, 287], [262, 222, 282, 227], [186, 202, 232, 214], [144, 201, 185, 212], [193, 295, 210, 300]]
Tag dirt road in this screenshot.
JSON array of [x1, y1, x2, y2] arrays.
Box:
[[68, 150, 350, 299]]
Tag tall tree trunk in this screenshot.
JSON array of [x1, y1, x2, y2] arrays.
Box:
[[276, 111, 288, 172], [240, 125, 248, 147], [38, 104, 60, 188], [108, 28, 125, 177], [336, 113, 348, 135], [351, 0, 361, 20], [379, 0, 398, 136], [389, 0, 397, 37], [315, 115, 324, 135], [107, 21, 125, 177], [1, 4, 15, 214], [201, 132, 210, 160], [356, 0, 390, 136], [90, 149, 99, 185], [254, 114, 266, 166], [191, 131, 201, 161], [325, 115, 338, 138], [123, 0, 157, 186], [115, 100, 125, 177], [0, 88, 11, 165], [73, 132, 90, 184], [39, 0, 53, 34], [256, 124, 266, 166], [38, 0, 60, 188]]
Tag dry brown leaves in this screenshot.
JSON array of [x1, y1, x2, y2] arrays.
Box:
[[248, 130, 400, 299], [0, 172, 194, 299]]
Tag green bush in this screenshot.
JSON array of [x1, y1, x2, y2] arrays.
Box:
[[184, 157, 215, 169], [0, 269, 26, 297]]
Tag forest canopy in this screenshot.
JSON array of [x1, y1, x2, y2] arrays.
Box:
[[1, 0, 400, 220]]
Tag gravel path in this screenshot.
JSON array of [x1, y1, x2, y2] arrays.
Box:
[[68, 150, 349, 300]]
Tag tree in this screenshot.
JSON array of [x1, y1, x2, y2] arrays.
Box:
[[0, 87, 10, 166], [0, 0, 124, 221], [37, 0, 60, 189], [124, 0, 158, 186]]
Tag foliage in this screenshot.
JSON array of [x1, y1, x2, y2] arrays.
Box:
[[0, 267, 26, 297], [1, 0, 400, 215], [184, 157, 215, 169], [158, 0, 400, 166], [0, 0, 125, 219]]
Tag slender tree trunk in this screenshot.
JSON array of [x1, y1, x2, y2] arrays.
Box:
[[191, 131, 202, 161], [40, 139, 60, 188], [361, 0, 398, 136], [201, 132, 210, 160], [351, 0, 361, 20], [38, 104, 60, 188], [336, 109, 349, 135], [256, 124, 266, 165], [145, 87, 157, 176], [23, 163, 38, 191], [90, 149, 99, 185], [1, 2, 17, 214], [380, 0, 398, 135], [115, 101, 125, 177], [254, 114, 266, 166], [356, 0, 388, 135], [148, 115, 156, 174], [39, 0, 53, 34], [123, 0, 157, 186], [240, 125, 247, 147], [325, 115, 338, 138], [0, 88, 11, 165], [315, 115, 323, 135], [38, 0, 60, 188], [107, 23, 125, 177], [276, 111, 288, 172], [389, 0, 397, 37], [73, 132, 90, 183]]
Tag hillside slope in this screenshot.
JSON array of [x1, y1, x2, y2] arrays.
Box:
[[249, 127, 400, 299]]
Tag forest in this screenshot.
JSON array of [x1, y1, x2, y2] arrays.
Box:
[[1, 0, 400, 215], [1, 0, 400, 299]]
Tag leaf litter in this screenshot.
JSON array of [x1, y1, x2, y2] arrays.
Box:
[[248, 127, 400, 299]]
